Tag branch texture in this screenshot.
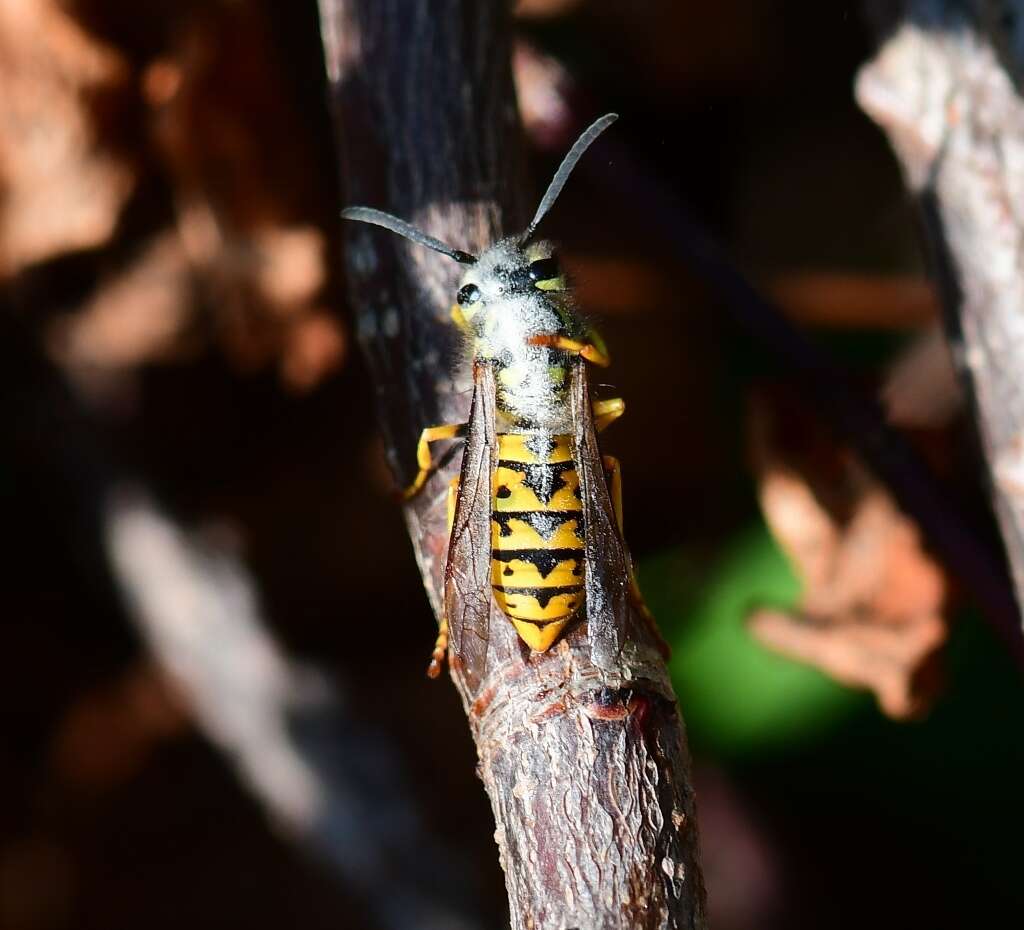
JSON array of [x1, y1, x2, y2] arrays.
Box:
[[318, 2, 707, 927], [857, 0, 1024, 630]]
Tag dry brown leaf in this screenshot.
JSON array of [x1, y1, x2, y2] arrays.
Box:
[[748, 386, 949, 719], [50, 660, 190, 790], [0, 0, 135, 277], [17, 2, 346, 392], [280, 310, 347, 393], [46, 232, 193, 371], [512, 42, 575, 148]]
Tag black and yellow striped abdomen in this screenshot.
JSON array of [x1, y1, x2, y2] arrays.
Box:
[[491, 433, 584, 651]]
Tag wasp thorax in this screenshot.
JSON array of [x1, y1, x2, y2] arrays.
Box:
[[452, 239, 584, 431]]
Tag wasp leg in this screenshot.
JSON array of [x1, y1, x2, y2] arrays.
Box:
[[579, 342, 611, 367], [426, 617, 450, 679], [593, 396, 624, 433], [427, 476, 461, 678], [403, 422, 467, 500], [603, 455, 671, 659], [526, 334, 611, 367], [445, 475, 459, 531]]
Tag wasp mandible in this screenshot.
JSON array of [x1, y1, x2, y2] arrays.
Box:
[[343, 114, 661, 681]]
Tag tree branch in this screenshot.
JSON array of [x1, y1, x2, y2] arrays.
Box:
[[857, 0, 1024, 635], [317, 2, 708, 927]]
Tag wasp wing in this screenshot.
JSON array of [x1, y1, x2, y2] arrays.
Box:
[[571, 360, 631, 670], [444, 361, 497, 691]]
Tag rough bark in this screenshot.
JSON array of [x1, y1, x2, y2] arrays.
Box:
[[857, 0, 1024, 630], [317, 2, 707, 928]]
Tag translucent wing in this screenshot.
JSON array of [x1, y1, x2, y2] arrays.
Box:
[[571, 360, 630, 670], [444, 362, 497, 691]]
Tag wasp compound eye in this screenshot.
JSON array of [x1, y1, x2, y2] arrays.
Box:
[[457, 283, 482, 306], [528, 257, 560, 283]]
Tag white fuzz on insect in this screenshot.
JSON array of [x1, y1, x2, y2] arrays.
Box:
[[453, 237, 581, 432], [340, 112, 619, 436]]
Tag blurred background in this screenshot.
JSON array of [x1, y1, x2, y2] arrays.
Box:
[[3, 1, 1023, 928]]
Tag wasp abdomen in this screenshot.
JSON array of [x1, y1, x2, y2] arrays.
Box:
[[491, 433, 584, 651]]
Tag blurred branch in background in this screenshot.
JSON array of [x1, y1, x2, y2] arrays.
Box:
[[602, 140, 1024, 662], [319, 2, 708, 928], [102, 487, 482, 930], [882, 322, 963, 430], [512, 44, 1024, 673], [3, 317, 483, 930], [509, 41, 1024, 708], [857, 1, 1024, 636], [1, 1, 484, 927]]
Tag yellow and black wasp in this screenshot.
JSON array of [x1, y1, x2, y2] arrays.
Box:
[[343, 114, 659, 681]]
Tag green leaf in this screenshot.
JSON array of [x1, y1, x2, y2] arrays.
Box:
[[641, 521, 866, 754]]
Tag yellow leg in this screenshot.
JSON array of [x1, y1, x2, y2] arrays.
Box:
[[403, 422, 466, 500], [580, 343, 611, 367], [427, 477, 461, 678], [426, 617, 449, 679], [445, 476, 460, 533], [603, 455, 670, 659], [526, 334, 611, 367], [593, 397, 624, 433]]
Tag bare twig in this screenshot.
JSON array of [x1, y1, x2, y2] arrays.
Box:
[[318, 2, 708, 928], [857, 1, 1024, 636]]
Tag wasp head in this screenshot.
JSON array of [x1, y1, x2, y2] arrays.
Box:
[[454, 240, 565, 324], [341, 113, 618, 358]]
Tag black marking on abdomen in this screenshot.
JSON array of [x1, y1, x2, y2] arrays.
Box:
[[492, 510, 582, 540], [491, 547, 583, 579], [509, 616, 568, 628], [498, 460, 576, 505], [492, 584, 584, 609]]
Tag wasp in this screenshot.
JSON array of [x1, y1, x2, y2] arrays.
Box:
[[343, 114, 660, 682]]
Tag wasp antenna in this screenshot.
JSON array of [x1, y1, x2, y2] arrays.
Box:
[[341, 206, 477, 264], [521, 112, 619, 244]]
